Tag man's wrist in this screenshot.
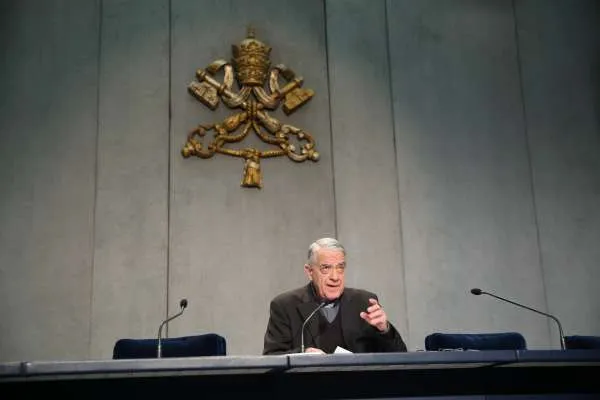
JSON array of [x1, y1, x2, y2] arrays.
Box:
[[378, 322, 390, 334]]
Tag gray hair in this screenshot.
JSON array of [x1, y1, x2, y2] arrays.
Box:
[[307, 237, 345, 265]]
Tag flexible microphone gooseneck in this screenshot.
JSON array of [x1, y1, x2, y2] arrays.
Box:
[[470, 288, 565, 350], [300, 301, 328, 353], [157, 298, 188, 358]]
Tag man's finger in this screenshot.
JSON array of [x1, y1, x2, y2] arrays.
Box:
[[369, 314, 386, 325], [305, 347, 325, 354], [367, 309, 385, 319], [367, 304, 381, 313]]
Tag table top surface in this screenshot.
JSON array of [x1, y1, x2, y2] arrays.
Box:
[[1, 349, 599, 381]]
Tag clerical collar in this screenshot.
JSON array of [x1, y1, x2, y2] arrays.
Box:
[[321, 299, 340, 323], [326, 297, 342, 306]]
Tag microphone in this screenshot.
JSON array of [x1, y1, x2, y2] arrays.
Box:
[[470, 288, 565, 350], [300, 301, 328, 353], [157, 298, 188, 358]]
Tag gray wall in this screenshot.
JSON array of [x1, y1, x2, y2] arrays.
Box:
[[0, 0, 598, 361]]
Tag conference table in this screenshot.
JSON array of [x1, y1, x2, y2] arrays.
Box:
[[1, 349, 599, 399]]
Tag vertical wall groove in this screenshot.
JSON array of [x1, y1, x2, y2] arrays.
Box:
[[323, 0, 338, 238], [511, 0, 553, 343], [88, 0, 104, 358], [384, 0, 410, 344], [165, 0, 173, 338]]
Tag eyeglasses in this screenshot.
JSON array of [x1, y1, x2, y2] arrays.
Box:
[[316, 263, 346, 275]]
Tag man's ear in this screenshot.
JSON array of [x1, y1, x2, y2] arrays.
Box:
[[304, 264, 313, 280]]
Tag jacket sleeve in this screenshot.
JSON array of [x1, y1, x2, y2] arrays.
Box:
[[364, 292, 408, 353], [373, 322, 408, 352], [262, 298, 300, 355]]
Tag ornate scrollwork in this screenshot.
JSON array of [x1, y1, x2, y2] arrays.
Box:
[[181, 27, 319, 189]]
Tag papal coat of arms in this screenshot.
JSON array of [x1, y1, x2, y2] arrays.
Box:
[[181, 27, 319, 189]]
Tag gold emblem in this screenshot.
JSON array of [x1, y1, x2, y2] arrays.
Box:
[[181, 27, 319, 189]]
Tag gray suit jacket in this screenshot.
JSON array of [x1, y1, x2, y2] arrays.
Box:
[[262, 284, 407, 354]]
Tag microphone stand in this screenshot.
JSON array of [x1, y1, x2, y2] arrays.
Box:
[[473, 289, 565, 350], [157, 299, 188, 358], [301, 302, 327, 353]]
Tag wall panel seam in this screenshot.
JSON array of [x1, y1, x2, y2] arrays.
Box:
[[512, 0, 552, 344], [89, 0, 104, 359], [384, 0, 410, 344], [166, 0, 173, 337], [323, 0, 338, 238]]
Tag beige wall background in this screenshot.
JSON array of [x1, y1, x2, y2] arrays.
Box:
[[0, 0, 598, 361]]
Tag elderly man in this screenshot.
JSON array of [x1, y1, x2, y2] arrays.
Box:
[[262, 237, 407, 354]]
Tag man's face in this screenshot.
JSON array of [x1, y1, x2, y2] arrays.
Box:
[[304, 248, 346, 301]]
